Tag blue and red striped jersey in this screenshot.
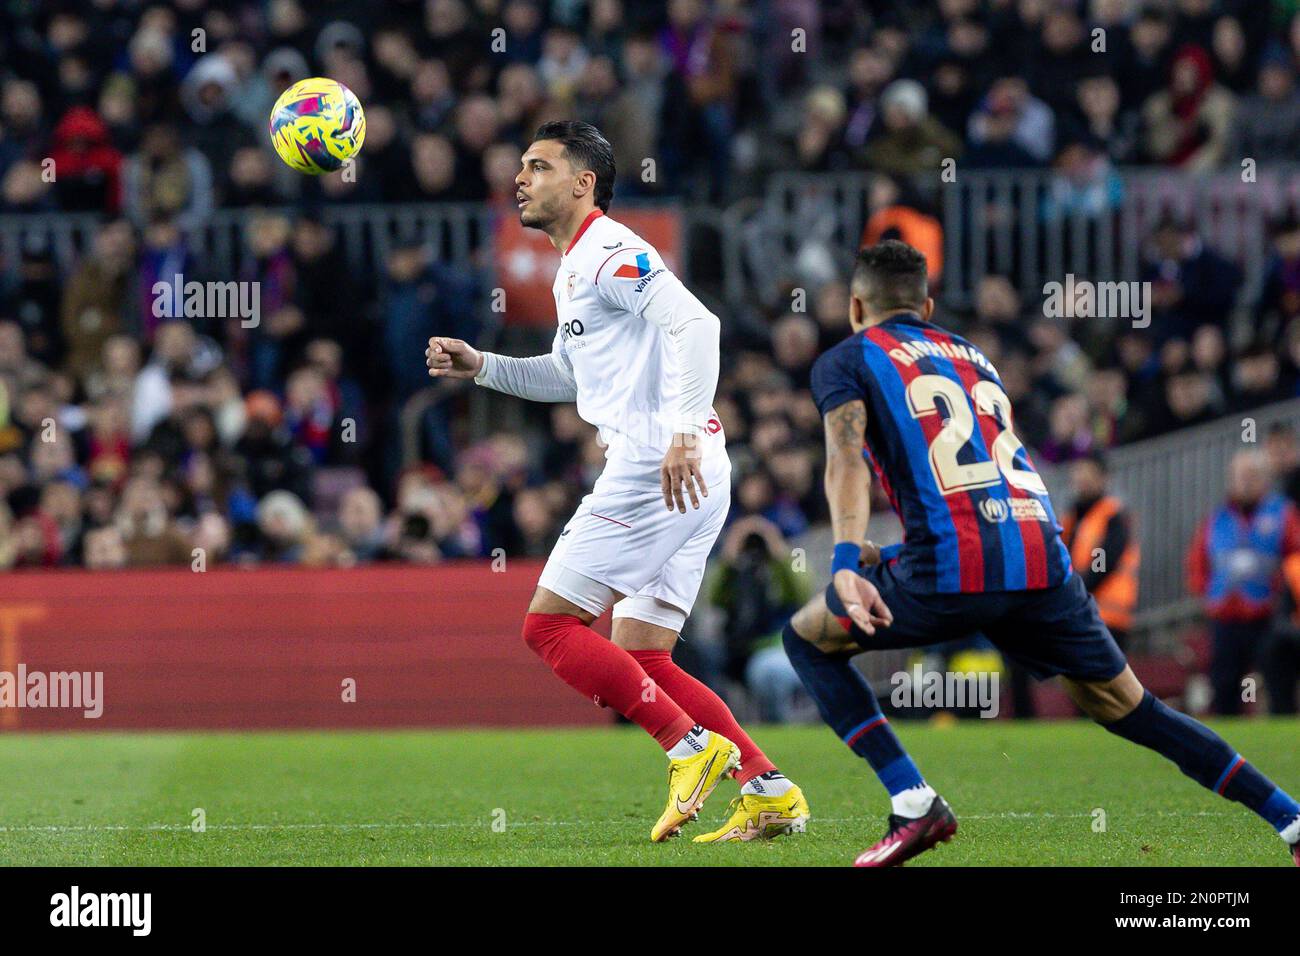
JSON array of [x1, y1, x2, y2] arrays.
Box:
[[811, 312, 1072, 594]]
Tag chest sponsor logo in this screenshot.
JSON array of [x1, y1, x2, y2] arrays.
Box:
[[978, 497, 1048, 524], [1011, 498, 1048, 522], [560, 318, 589, 351], [978, 498, 1009, 523]]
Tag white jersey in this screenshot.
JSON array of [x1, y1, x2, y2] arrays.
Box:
[[548, 210, 722, 482], [475, 208, 730, 620]]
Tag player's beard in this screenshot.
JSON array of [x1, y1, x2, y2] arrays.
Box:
[[519, 194, 560, 232]]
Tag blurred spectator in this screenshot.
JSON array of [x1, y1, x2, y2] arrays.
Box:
[[380, 242, 478, 474], [0, 80, 44, 177], [1061, 453, 1140, 650], [115, 475, 191, 567], [1230, 45, 1300, 163], [864, 79, 961, 177], [967, 77, 1053, 165], [1272, 549, 1300, 714], [1254, 214, 1300, 350], [858, 176, 944, 283], [1068, 74, 1141, 166], [705, 516, 811, 721], [1141, 216, 1242, 345], [337, 485, 389, 563], [61, 220, 136, 382], [1187, 451, 1300, 715], [239, 212, 298, 390], [47, 106, 122, 214], [83, 525, 127, 570], [659, 0, 743, 200], [1, 236, 64, 367], [1229, 342, 1288, 413], [1119, 9, 1175, 108], [121, 123, 214, 233], [841, 45, 892, 156], [1209, 14, 1253, 95], [1142, 44, 1234, 171], [234, 389, 313, 504], [1265, 423, 1300, 508], [180, 54, 257, 180], [255, 489, 311, 563]]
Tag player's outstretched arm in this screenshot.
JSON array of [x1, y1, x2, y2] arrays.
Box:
[[823, 400, 892, 634], [426, 336, 483, 378], [427, 334, 578, 403]]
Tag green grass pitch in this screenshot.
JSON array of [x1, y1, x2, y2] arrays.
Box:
[[0, 719, 1296, 866]]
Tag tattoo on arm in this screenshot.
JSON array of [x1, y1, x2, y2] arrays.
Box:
[[824, 400, 867, 453], [823, 400, 871, 548]]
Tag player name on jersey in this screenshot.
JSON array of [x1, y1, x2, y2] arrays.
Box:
[[885, 337, 998, 375]]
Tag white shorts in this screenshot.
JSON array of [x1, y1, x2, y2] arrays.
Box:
[[537, 451, 731, 630]]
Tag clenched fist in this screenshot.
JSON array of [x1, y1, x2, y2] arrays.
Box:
[[425, 337, 484, 379]]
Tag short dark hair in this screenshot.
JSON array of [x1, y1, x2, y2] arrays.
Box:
[[532, 120, 616, 212], [852, 240, 928, 312]]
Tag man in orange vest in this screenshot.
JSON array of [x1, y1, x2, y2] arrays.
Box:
[[1273, 552, 1300, 714], [1061, 453, 1140, 650]]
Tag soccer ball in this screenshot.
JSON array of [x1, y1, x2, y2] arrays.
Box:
[[268, 77, 366, 175]]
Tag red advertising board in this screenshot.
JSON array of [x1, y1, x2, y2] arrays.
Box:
[[494, 207, 682, 326], [0, 562, 608, 732]]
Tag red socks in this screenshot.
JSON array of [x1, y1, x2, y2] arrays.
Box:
[[520, 614, 781, 780], [628, 648, 777, 783], [522, 613, 695, 751]]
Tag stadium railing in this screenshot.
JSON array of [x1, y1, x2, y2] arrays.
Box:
[[0, 203, 496, 279], [734, 165, 1300, 314], [1104, 396, 1300, 649]]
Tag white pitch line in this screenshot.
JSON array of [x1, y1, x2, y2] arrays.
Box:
[[0, 810, 1234, 834]]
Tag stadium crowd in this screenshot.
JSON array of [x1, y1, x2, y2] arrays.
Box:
[[2, 0, 1300, 581]]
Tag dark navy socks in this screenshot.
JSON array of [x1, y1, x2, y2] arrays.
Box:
[[782, 623, 924, 795], [1104, 691, 1300, 834]]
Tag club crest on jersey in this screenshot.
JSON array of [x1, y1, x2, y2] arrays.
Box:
[[566, 271, 577, 299], [979, 498, 1010, 523]]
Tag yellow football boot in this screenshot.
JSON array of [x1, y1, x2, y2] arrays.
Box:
[[650, 733, 741, 842], [693, 785, 811, 843]]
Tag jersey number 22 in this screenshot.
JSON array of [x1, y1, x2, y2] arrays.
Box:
[[905, 374, 1047, 497]]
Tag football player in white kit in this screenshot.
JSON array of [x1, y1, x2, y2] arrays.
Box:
[[426, 122, 808, 843]]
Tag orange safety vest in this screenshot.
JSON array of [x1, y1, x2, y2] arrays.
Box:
[[1282, 552, 1300, 627], [1061, 496, 1140, 631], [860, 206, 944, 283]]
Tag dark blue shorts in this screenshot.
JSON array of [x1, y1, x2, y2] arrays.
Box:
[[824, 561, 1128, 682]]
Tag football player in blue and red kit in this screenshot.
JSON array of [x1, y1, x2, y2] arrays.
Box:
[[783, 240, 1300, 867]]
